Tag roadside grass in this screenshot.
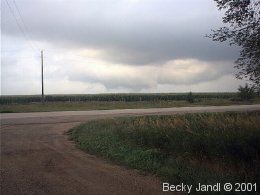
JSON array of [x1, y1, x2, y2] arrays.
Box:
[[1, 97, 260, 113], [68, 111, 260, 194]]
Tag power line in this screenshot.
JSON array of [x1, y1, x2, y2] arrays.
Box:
[[4, 0, 39, 53], [12, 0, 40, 51]]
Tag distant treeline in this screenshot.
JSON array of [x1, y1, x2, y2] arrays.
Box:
[[0, 93, 237, 104]]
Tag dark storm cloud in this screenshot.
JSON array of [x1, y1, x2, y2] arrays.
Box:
[[64, 58, 236, 91], [2, 0, 239, 65]]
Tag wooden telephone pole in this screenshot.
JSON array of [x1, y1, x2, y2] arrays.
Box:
[[41, 50, 44, 104]]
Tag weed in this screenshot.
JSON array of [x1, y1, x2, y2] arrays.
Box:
[[68, 111, 260, 194]]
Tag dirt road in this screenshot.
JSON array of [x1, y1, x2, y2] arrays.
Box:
[[2, 104, 260, 125], [1, 122, 166, 195], [1, 105, 260, 195]]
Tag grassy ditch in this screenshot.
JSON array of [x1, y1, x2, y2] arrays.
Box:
[[1, 98, 260, 113], [68, 111, 260, 194]]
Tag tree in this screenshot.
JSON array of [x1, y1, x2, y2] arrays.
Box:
[[187, 91, 194, 103], [238, 83, 255, 100], [208, 0, 260, 90]]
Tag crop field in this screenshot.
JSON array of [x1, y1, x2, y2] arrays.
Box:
[[68, 111, 260, 194], [0, 93, 238, 104], [1, 93, 260, 113]]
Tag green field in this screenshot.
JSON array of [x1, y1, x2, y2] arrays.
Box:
[[1, 93, 260, 113], [68, 111, 260, 194], [0, 93, 238, 104]]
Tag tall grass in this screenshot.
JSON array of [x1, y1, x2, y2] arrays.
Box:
[[68, 111, 260, 194]]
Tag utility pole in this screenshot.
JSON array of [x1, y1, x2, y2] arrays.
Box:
[[41, 50, 44, 104]]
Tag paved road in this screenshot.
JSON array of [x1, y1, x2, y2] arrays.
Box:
[[1, 105, 260, 195]]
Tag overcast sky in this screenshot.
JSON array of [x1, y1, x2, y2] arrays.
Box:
[[1, 0, 245, 95]]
